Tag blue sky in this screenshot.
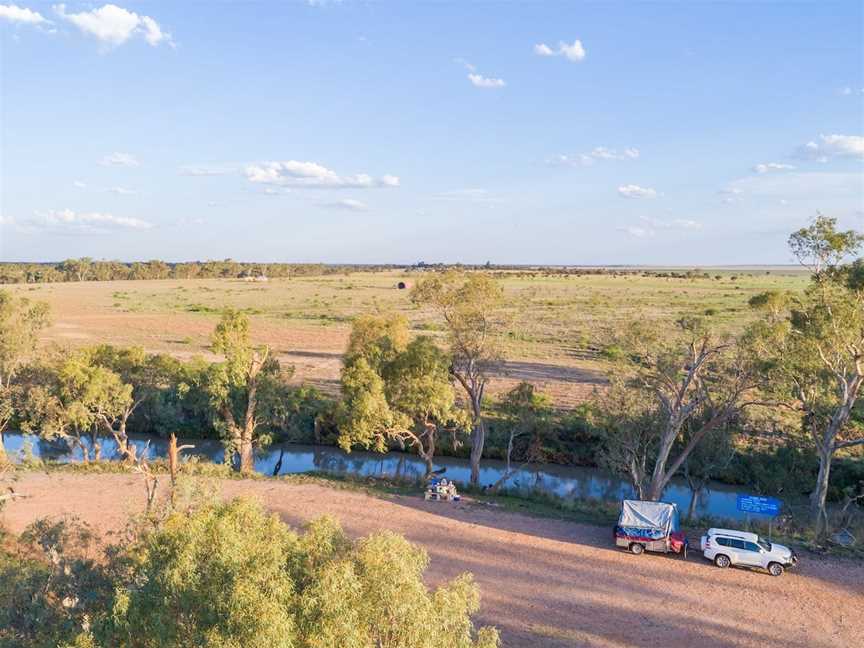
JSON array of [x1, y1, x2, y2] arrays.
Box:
[[1, 1, 862, 265]]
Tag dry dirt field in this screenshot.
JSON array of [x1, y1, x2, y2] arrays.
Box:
[[4, 472, 861, 648], [7, 269, 807, 408]]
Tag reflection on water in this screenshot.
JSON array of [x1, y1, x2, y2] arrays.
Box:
[[3, 431, 768, 522]]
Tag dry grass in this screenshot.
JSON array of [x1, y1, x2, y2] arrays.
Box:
[[8, 269, 808, 408]]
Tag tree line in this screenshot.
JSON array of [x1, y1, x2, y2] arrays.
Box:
[[1, 216, 862, 538], [0, 258, 757, 285], [0, 259, 404, 284]]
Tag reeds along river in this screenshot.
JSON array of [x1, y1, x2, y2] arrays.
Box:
[[3, 431, 775, 523]]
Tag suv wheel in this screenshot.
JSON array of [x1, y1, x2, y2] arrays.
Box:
[[714, 554, 731, 568], [629, 543, 644, 555], [768, 562, 784, 577]]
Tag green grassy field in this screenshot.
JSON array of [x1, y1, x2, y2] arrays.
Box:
[[8, 268, 810, 407]]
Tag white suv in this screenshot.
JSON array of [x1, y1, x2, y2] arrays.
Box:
[[700, 528, 798, 576]]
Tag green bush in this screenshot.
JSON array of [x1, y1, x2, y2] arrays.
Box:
[[0, 498, 498, 648], [0, 517, 111, 648], [104, 499, 498, 648]]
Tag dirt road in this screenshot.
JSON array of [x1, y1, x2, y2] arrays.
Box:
[[4, 472, 862, 648]]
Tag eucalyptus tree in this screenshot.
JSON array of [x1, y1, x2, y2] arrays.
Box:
[[411, 272, 506, 486], [89, 345, 177, 462], [0, 290, 50, 462], [337, 314, 465, 476], [749, 215, 864, 534], [58, 257, 93, 282], [18, 352, 133, 462], [490, 382, 551, 492], [598, 317, 762, 501], [208, 309, 285, 473]]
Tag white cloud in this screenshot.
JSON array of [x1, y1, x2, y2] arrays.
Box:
[[592, 147, 639, 160], [326, 199, 368, 211], [53, 3, 172, 48], [244, 161, 399, 189], [108, 186, 136, 195], [639, 215, 702, 230], [176, 216, 205, 226], [468, 72, 505, 88], [453, 58, 475, 72], [718, 187, 743, 204], [433, 188, 503, 205], [618, 226, 654, 238], [0, 213, 13, 226], [263, 187, 292, 196], [100, 152, 139, 167], [795, 134, 864, 161], [73, 180, 86, 188], [753, 162, 796, 174], [0, 4, 48, 24], [549, 147, 639, 167], [457, 59, 505, 88], [726, 171, 862, 199], [25, 208, 153, 232], [178, 165, 234, 176], [559, 39, 586, 62], [618, 184, 658, 199], [139, 15, 164, 46], [674, 219, 701, 229], [534, 39, 586, 62]]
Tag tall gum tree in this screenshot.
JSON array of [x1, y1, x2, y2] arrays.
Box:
[[208, 310, 284, 473], [750, 215, 864, 535], [599, 317, 763, 501], [411, 272, 505, 486], [337, 314, 465, 476], [89, 345, 177, 462]]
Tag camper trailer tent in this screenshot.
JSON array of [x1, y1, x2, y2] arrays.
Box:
[[614, 500, 688, 557]]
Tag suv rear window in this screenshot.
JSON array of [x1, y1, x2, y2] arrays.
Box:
[[713, 535, 760, 551]]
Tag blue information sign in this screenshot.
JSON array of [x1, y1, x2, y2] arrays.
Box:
[[736, 495, 781, 516]]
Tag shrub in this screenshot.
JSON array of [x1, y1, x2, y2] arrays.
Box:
[[0, 517, 111, 648], [600, 344, 625, 361], [109, 498, 297, 647], [101, 498, 499, 648]]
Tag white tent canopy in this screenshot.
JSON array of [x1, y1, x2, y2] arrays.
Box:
[[618, 500, 680, 533]]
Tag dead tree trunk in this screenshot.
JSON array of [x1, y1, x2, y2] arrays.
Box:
[[167, 433, 194, 508], [489, 427, 529, 494]]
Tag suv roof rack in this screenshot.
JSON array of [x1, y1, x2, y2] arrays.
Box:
[[707, 528, 759, 541]]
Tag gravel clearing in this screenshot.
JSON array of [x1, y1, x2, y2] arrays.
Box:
[[4, 472, 862, 648]]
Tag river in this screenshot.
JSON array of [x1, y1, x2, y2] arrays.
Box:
[[2, 431, 777, 522]]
